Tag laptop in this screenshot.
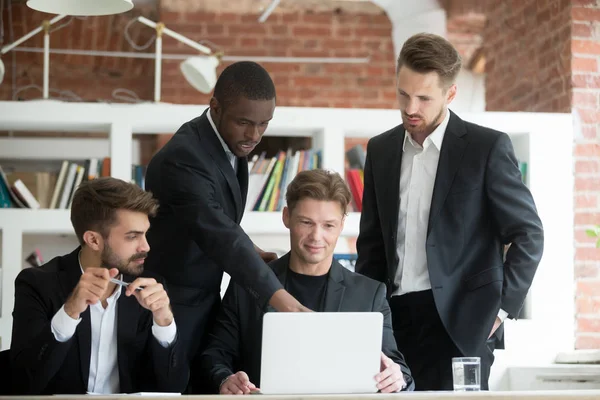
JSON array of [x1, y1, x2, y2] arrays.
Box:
[[259, 312, 383, 395]]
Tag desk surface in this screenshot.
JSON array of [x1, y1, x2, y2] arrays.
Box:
[[2, 390, 600, 399]]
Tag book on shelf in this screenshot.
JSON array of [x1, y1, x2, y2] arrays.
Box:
[[345, 144, 366, 212], [246, 148, 321, 212], [25, 249, 44, 268], [518, 161, 528, 185], [0, 157, 147, 210]]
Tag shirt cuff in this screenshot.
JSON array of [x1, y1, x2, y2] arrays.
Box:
[[152, 319, 177, 347], [51, 304, 82, 342], [497, 308, 509, 322]]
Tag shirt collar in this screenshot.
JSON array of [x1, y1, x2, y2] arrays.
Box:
[[403, 109, 451, 152], [207, 109, 234, 158], [78, 250, 122, 301]]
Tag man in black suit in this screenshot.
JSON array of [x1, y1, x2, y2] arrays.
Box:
[[144, 61, 307, 392], [201, 170, 414, 394], [355, 33, 544, 391], [10, 178, 188, 395]]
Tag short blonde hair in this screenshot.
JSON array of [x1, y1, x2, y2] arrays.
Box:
[[285, 169, 352, 215]]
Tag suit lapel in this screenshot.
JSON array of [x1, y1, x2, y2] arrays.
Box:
[[323, 262, 345, 312], [384, 128, 404, 237], [76, 309, 92, 390], [427, 111, 468, 235], [264, 256, 289, 313], [237, 156, 249, 221], [116, 281, 140, 392], [196, 110, 244, 219], [57, 248, 91, 390]]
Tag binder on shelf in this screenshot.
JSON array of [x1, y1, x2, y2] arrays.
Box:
[[12, 179, 41, 209]]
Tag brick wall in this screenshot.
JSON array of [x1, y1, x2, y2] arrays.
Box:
[[485, 0, 600, 349], [0, 4, 156, 103], [154, 7, 396, 149], [157, 8, 396, 109], [572, 0, 600, 349], [484, 0, 572, 112]]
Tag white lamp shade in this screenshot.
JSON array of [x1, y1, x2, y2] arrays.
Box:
[[27, 0, 133, 16], [0, 59, 4, 85], [180, 56, 219, 94]]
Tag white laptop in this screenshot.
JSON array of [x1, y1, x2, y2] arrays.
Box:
[[259, 312, 383, 395]]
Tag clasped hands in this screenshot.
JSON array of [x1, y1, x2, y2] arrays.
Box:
[[64, 267, 173, 326]]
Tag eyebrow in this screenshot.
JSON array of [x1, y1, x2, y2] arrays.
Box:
[[238, 117, 272, 124], [125, 230, 145, 235], [397, 90, 431, 99], [297, 215, 339, 224]]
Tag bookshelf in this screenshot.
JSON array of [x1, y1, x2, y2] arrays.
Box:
[[0, 101, 575, 375], [0, 209, 363, 237]]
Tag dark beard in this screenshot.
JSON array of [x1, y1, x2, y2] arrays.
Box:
[[101, 245, 147, 276], [405, 107, 446, 137]]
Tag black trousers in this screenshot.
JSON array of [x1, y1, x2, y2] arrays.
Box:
[[389, 290, 495, 391]]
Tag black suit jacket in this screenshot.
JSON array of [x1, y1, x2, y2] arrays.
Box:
[[144, 110, 282, 358], [200, 253, 414, 392], [9, 248, 188, 395], [355, 111, 544, 357]]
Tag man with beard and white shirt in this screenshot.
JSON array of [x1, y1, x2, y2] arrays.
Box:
[[9, 177, 189, 395]]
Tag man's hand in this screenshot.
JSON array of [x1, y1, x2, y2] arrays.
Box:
[[254, 243, 278, 263], [64, 267, 119, 319], [127, 277, 174, 326], [488, 316, 502, 339], [375, 352, 406, 393], [220, 371, 258, 395], [269, 289, 312, 312], [259, 250, 278, 263]]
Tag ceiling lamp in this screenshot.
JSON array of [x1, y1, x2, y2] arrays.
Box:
[[136, 16, 222, 102], [27, 0, 133, 16], [180, 56, 220, 95], [0, 14, 68, 98]]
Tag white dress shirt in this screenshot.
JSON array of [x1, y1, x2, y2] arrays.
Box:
[[392, 111, 508, 323], [207, 110, 238, 173], [393, 111, 449, 296], [50, 256, 177, 394]]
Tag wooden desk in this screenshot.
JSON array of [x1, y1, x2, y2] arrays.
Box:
[[2, 390, 600, 399]]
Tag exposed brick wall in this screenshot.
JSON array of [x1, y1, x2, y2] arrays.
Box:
[[483, 0, 572, 112], [444, 0, 486, 67], [572, 0, 600, 349], [0, 4, 156, 103], [485, 0, 600, 349], [157, 8, 396, 109]]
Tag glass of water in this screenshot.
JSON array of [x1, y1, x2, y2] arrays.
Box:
[[452, 357, 481, 391]]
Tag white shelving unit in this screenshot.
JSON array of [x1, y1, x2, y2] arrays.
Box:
[[0, 100, 575, 384]]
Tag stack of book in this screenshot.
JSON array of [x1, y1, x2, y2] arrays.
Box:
[[246, 148, 321, 212], [0, 157, 146, 209], [345, 145, 366, 212]]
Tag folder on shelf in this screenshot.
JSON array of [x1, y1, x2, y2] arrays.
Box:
[[50, 160, 69, 209], [12, 179, 41, 209]]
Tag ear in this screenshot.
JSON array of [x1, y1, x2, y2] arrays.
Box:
[[282, 206, 290, 229], [82, 230, 103, 252], [340, 215, 346, 232], [209, 97, 221, 116], [446, 83, 457, 105]]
